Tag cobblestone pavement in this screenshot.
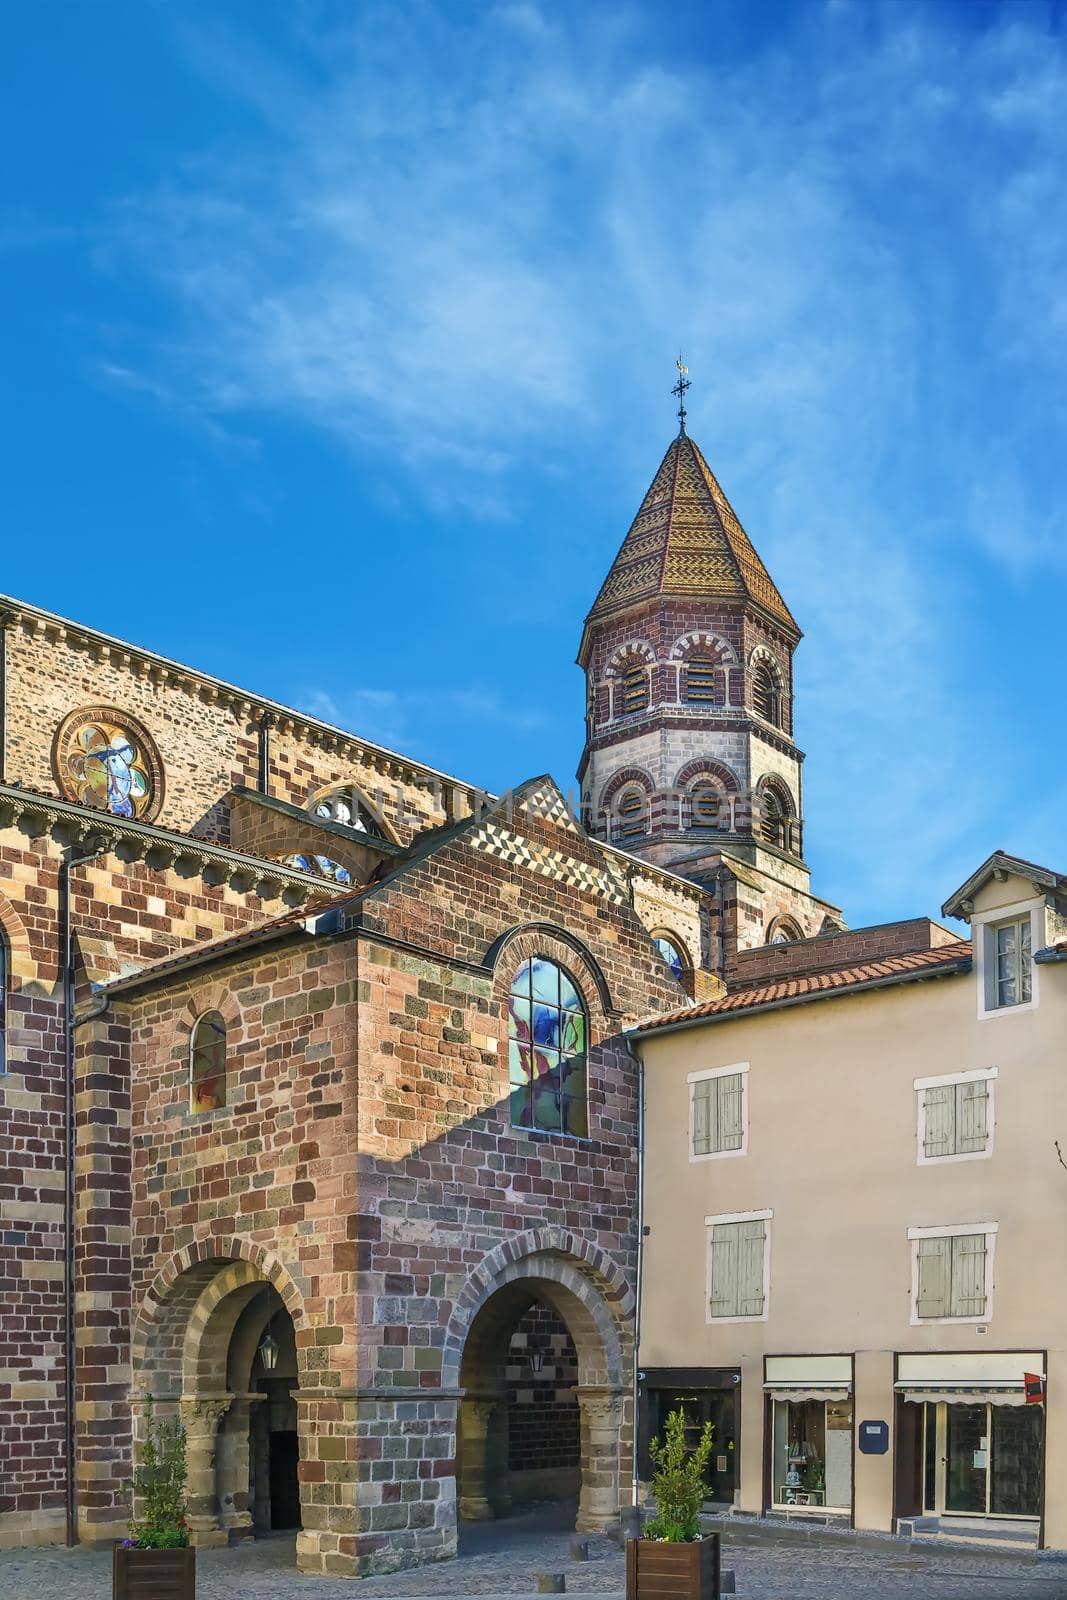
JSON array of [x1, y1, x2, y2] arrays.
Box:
[[2, 1507, 1067, 1599]]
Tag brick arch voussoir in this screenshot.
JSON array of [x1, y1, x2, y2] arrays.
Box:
[[748, 643, 785, 680], [487, 925, 614, 1021], [673, 757, 741, 795], [755, 772, 797, 816], [597, 766, 655, 815], [132, 1237, 307, 1396], [442, 1229, 632, 1390], [604, 640, 656, 677], [668, 630, 737, 665], [0, 891, 38, 986]]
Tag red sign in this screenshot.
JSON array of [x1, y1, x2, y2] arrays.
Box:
[[1023, 1372, 1045, 1405]]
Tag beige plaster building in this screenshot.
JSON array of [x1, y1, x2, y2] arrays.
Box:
[[634, 851, 1067, 1553]]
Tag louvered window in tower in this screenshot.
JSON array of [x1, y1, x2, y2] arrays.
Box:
[[759, 786, 788, 850], [753, 662, 781, 726], [685, 657, 718, 703], [689, 782, 723, 830], [616, 788, 648, 840], [620, 665, 650, 715]]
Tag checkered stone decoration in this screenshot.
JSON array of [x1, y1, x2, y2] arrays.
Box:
[[519, 780, 583, 835], [469, 821, 628, 905]]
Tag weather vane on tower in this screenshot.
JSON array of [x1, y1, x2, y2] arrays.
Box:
[[671, 355, 690, 435]]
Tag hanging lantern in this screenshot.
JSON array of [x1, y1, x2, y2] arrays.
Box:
[[529, 1348, 545, 1376], [258, 1329, 279, 1372]]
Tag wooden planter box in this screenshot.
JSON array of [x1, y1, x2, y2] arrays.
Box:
[[626, 1533, 720, 1600], [113, 1544, 196, 1600]]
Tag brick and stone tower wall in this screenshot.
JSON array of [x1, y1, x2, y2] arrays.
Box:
[[577, 431, 842, 953]]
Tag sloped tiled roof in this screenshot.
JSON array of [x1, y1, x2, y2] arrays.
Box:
[[584, 433, 799, 635], [634, 942, 973, 1034]]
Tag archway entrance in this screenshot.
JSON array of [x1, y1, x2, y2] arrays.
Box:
[[132, 1252, 306, 1551], [449, 1237, 630, 1538]]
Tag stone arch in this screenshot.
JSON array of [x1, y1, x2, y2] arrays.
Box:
[[445, 1231, 631, 1534], [486, 923, 614, 1017], [766, 914, 804, 945], [307, 780, 400, 844], [131, 1240, 310, 1552], [132, 1237, 306, 1401], [647, 926, 693, 985], [603, 640, 656, 677], [673, 757, 741, 794], [673, 758, 742, 834], [668, 629, 737, 665], [747, 642, 784, 675], [597, 766, 655, 817], [754, 774, 799, 853], [0, 890, 38, 986]]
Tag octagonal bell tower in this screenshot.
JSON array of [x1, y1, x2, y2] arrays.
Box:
[[577, 389, 840, 951]]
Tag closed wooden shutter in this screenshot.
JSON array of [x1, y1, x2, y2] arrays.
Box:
[[710, 1224, 740, 1317], [916, 1236, 951, 1317], [693, 1079, 715, 1156], [717, 1073, 744, 1152], [956, 1081, 989, 1154], [923, 1085, 954, 1158], [736, 1220, 767, 1317], [950, 1233, 988, 1317]]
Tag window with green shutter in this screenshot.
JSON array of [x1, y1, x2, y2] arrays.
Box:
[[922, 1079, 990, 1159], [915, 1232, 989, 1319], [709, 1217, 766, 1318], [692, 1072, 745, 1156]]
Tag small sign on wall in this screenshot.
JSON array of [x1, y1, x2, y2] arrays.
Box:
[[858, 1420, 890, 1455]]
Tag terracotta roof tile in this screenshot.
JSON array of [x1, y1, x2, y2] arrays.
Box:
[[634, 941, 973, 1033]]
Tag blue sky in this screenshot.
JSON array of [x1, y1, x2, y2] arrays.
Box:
[[3, 0, 1066, 929]]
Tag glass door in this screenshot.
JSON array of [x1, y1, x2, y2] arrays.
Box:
[[945, 1404, 988, 1513]]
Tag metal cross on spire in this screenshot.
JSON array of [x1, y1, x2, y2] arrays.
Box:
[[671, 355, 691, 435]]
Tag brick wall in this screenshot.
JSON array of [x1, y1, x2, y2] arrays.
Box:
[[506, 1304, 579, 1485], [727, 917, 961, 985]]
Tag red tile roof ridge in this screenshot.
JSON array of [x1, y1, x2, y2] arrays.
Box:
[[634, 940, 973, 1032]]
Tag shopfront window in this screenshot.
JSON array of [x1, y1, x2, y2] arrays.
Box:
[[771, 1397, 853, 1512], [922, 1402, 1042, 1518]]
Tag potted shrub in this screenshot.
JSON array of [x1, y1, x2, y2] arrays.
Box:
[[626, 1408, 720, 1600], [113, 1395, 196, 1600]]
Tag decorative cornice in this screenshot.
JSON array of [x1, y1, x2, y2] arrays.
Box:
[[0, 592, 479, 795], [0, 781, 342, 904]]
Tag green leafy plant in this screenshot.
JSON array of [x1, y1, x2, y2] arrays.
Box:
[[124, 1394, 189, 1550], [644, 1407, 713, 1542]]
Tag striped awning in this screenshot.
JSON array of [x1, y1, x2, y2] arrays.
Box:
[[895, 1383, 1030, 1408]]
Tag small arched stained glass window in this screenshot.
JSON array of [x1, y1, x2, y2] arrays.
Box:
[[653, 935, 687, 983], [310, 787, 385, 837], [753, 663, 781, 727], [507, 959, 588, 1138], [685, 657, 718, 703], [620, 665, 650, 715], [769, 918, 803, 945], [190, 1010, 227, 1114]]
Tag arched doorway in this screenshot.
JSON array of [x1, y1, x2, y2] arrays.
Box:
[[446, 1233, 630, 1537], [132, 1248, 307, 1551]]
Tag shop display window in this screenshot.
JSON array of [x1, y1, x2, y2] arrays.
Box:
[[771, 1396, 852, 1512]]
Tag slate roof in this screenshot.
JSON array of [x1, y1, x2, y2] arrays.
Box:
[[633, 941, 973, 1035], [583, 432, 799, 637]]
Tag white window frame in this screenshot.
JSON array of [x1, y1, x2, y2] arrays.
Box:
[[973, 897, 1041, 1021], [914, 1067, 997, 1166], [688, 1061, 749, 1161], [704, 1207, 772, 1325], [907, 1222, 998, 1326]]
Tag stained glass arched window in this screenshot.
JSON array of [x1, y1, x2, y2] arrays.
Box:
[[507, 958, 588, 1138], [310, 786, 385, 837], [190, 1010, 227, 1114], [286, 853, 353, 885], [652, 934, 687, 983]]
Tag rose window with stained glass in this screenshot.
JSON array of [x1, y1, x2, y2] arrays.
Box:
[[52, 707, 164, 822], [507, 957, 588, 1138]]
